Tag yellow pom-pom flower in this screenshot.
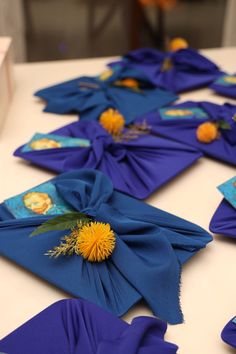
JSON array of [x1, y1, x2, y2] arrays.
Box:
[[169, 37, 189, 52], [115, 78, 139, 89], [76, 222, 116, 262], [196, 122, 218, 144], [99, 108, 125, 135]]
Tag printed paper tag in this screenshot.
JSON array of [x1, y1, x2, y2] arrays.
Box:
[[22, 133, 90, 152], [218, 176, 236, 210], [214, 75, 236, 87], [159, 107, 208, 120], [4, 182, 73, 218]]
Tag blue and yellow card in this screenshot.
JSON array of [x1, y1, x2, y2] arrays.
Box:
[[21, 133, 90, 152], [159, 107, 209, 120], [4, 182, 73, 218], [218, 176, 236, 210], [214, 75, 236, 87]]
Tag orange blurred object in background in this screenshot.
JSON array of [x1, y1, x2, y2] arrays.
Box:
[[139, 0, 177, 10]]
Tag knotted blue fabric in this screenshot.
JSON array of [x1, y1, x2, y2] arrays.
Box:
[[14, 120, 202, 199], [0, 299, 178, 354], [138, 101, 236, 166], [0, 169, 212, 324], [34, 65, 178, 123], [109, 47, 222, 93]]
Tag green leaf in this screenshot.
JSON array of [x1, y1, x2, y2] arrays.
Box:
[[218, 120, 231, 130], [30, 212, 90, 237], [232, 114, 236, 122]]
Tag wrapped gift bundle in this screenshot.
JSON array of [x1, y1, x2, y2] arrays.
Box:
[[0, 299, 179, 354], [14, 119, 203, 199], [0, 169, 212, 324]]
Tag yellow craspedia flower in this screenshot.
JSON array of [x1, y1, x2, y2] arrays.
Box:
[[76, 222, 116, 262], [99, 108, 125, 134], [99, 69, 113, 81], [196, 122, 218, 144], [116, 78, 139, 89], [169, 37, 189, 52]]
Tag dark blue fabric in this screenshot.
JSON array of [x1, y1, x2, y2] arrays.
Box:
[[0, 169, 212, 324], [0, 299, 178, 354], [34, 66, 178, 123], [14, 120, 203, 199], [137, 101, 236, 166], [210, 198, 236, 239], [210, 75, 236, 99], [221, 317, 236, 349], [109, 48, 222, 93]]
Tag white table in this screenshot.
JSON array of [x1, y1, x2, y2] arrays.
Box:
[[0, 48, 236, 354]]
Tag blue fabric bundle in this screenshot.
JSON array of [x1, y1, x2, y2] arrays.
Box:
[[14, 120, 203, 199], [210, 74, 236, 99], [221, 316, 236, 349], [0, 299, 178, 354], [109, 47, 222, 93], [210, 176, 236, 239], [0, 169, 212, 324], [137, 101, 236, 166], [34, 65, 178, 123]]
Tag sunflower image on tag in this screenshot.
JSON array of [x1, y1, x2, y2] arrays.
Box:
[[218, 176, 236, 210], [4, 182, 73, 218], [21, 133, 90, 152], [214, 75, 236, 87], [159, 107, 208, 120]]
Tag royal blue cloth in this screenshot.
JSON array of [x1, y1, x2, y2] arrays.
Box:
[[210, 198, 236, 239], [14, 120, 203, 199], [221, 317, 236, 349], [210, 74, 236, 99], [138, 101, 236, 166], [0, 299, 178, 354], [34, 66, 178, 123], [0, 169, 212, 324], [109, 48, 222, 93]]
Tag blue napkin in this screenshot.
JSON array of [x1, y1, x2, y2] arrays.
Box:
[[0, 169, 212, 324]]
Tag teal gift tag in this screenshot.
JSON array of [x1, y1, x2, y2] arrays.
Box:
[[214, 75, 236, 87], [21, 133, 90, 152], [4, 182, 73, 218], [218, 176, 236, 210], [159, 107, 208, 120]]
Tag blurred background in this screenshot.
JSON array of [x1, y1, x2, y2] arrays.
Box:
[[0, 0, 235, 63]]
